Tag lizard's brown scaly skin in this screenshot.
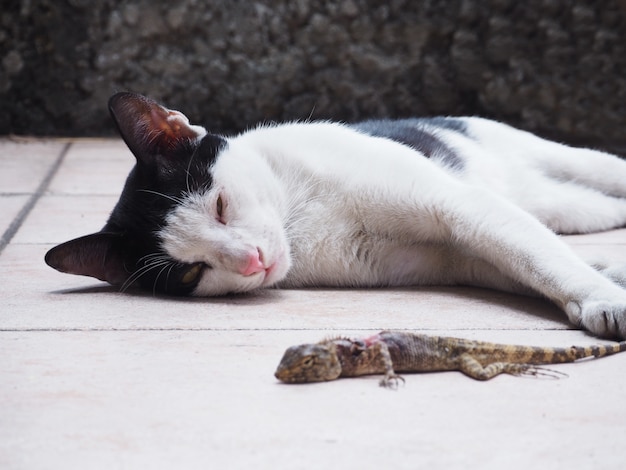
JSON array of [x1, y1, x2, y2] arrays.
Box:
[[274, 331, 626, 387]]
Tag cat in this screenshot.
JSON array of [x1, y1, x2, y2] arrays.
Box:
[[45, 92, 626, 339]]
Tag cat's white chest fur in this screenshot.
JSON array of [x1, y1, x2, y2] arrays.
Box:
[[278, 188, 450, 288]]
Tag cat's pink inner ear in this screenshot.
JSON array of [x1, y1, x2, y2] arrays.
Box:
[[109, 92, 206, 163], [150, 108, 203, 141]]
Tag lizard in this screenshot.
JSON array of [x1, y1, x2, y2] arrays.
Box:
[[274, 331, 626, 387]]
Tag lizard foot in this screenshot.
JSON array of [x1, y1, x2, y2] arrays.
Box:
[[512, 364, 568, 380], [379, 373, 405, 389]]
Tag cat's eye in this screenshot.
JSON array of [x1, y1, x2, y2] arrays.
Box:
[[181, 263, 203, 284], [216, 195, 224, 222]]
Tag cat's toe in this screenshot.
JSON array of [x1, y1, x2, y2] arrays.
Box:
[[579, 300, 626, 339]]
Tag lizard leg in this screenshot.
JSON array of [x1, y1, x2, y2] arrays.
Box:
[[369, 343, 405, 388], [458, 354, 507, 380], [458, 354, 566, 380]]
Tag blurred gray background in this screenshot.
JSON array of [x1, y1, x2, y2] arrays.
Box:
[[2, 0, 626, 152]]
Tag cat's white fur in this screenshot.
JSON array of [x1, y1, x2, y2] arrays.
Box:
[[159, 118, 626, 338]]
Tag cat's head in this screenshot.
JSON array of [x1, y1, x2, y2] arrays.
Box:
[[45, 92, 291, 296]]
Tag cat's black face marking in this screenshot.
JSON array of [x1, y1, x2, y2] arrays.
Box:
[[103, 134, 228, 295], [351, 118, 467, 170], [44, 92, 233, 296]]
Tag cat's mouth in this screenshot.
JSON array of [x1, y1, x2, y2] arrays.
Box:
[[260, 251, 290, 287], [262, 261, 279, 282], [240, 247, 287, 286], [243, 259, 278, 283], [265, 261, 277, 276]]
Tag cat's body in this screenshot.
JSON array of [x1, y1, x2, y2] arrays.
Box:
[[46, 93, 626, 338]]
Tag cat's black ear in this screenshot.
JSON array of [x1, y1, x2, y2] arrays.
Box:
[[108, 92, 206, 166], [45, 233, 130, 286]]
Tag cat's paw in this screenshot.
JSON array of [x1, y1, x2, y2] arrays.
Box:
[[567, 299, 626, 339]]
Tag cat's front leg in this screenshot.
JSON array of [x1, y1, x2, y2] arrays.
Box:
[[411, 185, 626, 339]]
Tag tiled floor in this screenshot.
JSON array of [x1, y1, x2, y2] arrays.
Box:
[[2, 137, 626, 469]]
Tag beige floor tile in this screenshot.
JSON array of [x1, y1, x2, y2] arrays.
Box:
[[1, 329, 624, 470], [47, 139, 133, 196], [0, 139, 66, 194], [12, 195, 118, 244], [0, 195, 29, 236]]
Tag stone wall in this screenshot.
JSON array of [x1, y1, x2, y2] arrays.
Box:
[[2, 0, 626, 152]]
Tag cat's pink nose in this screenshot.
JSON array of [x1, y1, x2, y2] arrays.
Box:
[[240, 250, 265, 276]]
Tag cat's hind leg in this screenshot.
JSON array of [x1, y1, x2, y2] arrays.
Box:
[[466, 117, 626, 198], [534, 144, 626, 199], [463, 118, 626, 233], [517, 176, 626, 234]]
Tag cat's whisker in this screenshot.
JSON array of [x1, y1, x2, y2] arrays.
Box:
[[120, 264, 158, 293], [120, 254, 173, 293], [137, 252, 167, 265], [185, 153, 196, 194], [121, 264, 167, 293], [137, 252, 169, 263], [305, 104, 317, 122], [184, 147, 212, 195], [152, 261, 176, 296], [136, 189, 184, 205], [164, 262, 177, 291], [136, 255, 172, 272]]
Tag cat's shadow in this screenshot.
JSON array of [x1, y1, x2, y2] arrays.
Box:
[[49, 283, 567, 324], [423, 286, 566, 324], [49, 283, 284, 305]]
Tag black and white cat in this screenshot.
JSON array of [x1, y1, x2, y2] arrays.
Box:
[[46, 92, 626, 338]]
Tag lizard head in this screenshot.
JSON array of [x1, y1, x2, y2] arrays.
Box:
[[274, 343, 342, 383]]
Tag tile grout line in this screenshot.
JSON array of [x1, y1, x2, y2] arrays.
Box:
[[0, 142, 71, 255]]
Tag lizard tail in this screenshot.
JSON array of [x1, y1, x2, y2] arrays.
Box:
[[569, 341, 626, 361]]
